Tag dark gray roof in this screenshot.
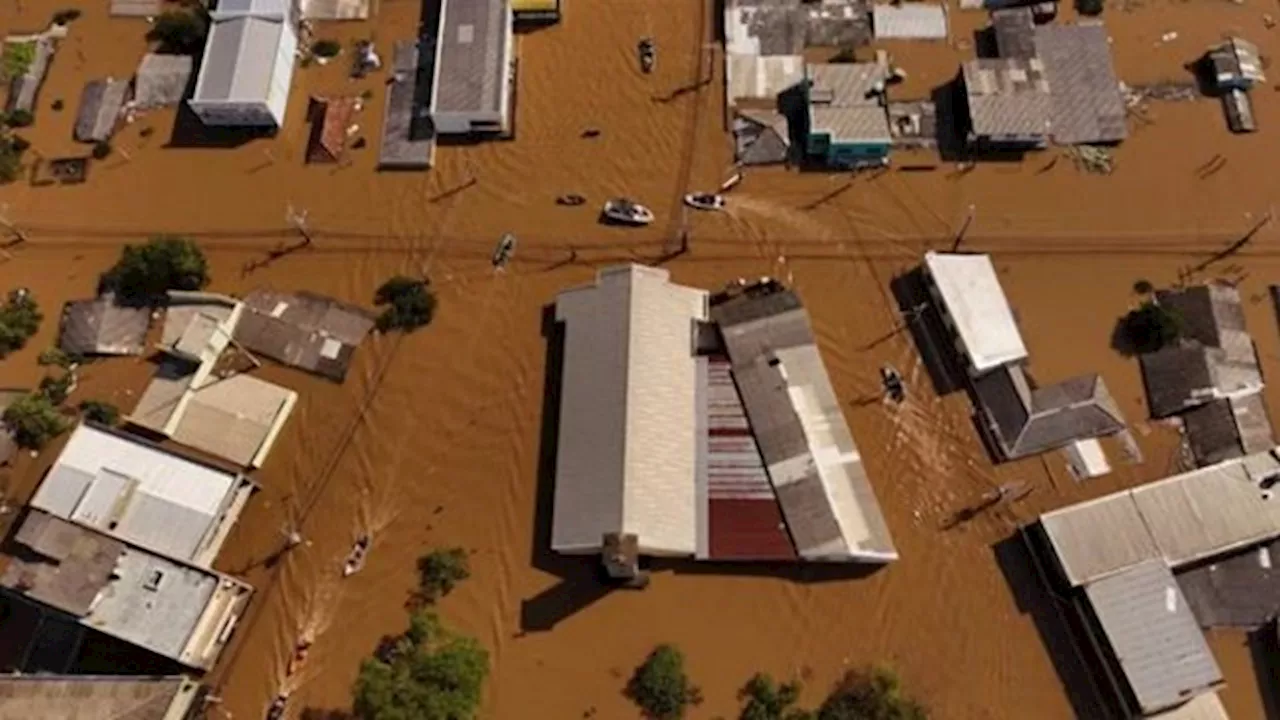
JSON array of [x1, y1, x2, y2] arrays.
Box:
[[2, 510, 124, 616], [74, 79, 130, 143], [433, 0, 510, 115], [727, 0, 871, 54], [379, 40, 435, 169], [1141, 347, 1218, 418], [1085, 560, 1223, 714], [1177, 537, 1280, 628], [734, 111, 790, 166], [976, 365, 1125, 459], [992, 7, 1036, 59], [1182, 393, 1274, 468], [1156, 285, 1246, 348], [962, 58, 1052, 139], [1034, 22, 1128, 144], [234, 289, 376, 381], [58, 296, 150, 356]]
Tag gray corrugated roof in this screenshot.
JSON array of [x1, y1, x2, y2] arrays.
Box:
[[872, 4, 947, 40], [1035, 22, 1128, 144], [74, 79, 131, 143], [2, 510, 124, 616], [806, 63, 892, 143], [193, 15, 285, 103], [379, 40, 435, 168], [433, 0, 510, 115], [59, 296, 150, 356], [962, 57, 1052, 138], [992, 7, 1036, 59], [134, 54, 193, 109], [1084, 560, 1222, 714]]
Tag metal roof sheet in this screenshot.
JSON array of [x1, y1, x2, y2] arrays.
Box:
[[726, 54, 804, 103], [923, 252, 1028, 373], [872, 4, 948, 40], [193, 15, 287, 103], [962, 58, 1052, 138], [0, 676, 198, 720], [134, 54, 194, 109], [552, 265, 709, 555], [1034, 23, 1128, 144], [1084, 560, 1223, 714], [58, 296, 149, 356], [433, 0, 511, 114]]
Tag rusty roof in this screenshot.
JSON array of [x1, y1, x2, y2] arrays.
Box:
[[234, 289, 375, 381], [306, 96, 358, 163]]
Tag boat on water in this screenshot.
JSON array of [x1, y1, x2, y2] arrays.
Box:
[[287, 637, 312, 677], [683, 193, 725, 212], [266, 692, 289, 720], [343, 535, 371, 577], [556, 193, 586, 206], [881, 364, 905, 403], [638, 37, 655, 74], [492, 233, 517, 269], [602, 198, 655, 226]]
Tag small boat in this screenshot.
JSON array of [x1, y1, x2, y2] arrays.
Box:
[[638, 38, 655, 74], [881, 365, 905, 403], [683, 193, 724, 212], [602, 198, 655, 226], [287, 637, 313, 677], [556, 194, 586, 206], [580, 128, 601, 138], [266, 693, 289, 720], [343, 535, 371, 577], [492, 233, 517, 269]]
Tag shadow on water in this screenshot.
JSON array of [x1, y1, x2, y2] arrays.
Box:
[[299, 709, 354, 720], [649, 558, 883, 583], [1248, 623, 1280, 720], [889, 267, 967, 397], [992, 534, 1119, 720], [519, 304, 615, 633], [166, 104, 275, 150]]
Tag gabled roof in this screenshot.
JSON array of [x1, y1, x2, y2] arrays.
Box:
[[976, 366, 1124, 459], [191, 12, 290, 104], [58, 295, 150, 356]]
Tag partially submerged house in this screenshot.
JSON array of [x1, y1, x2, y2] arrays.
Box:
[[1026, 448, 1280, 717], [306, 96, 359, 163], [74, 78, 131, 144], [429, 0, 515, 136], [991, 7, 1037, 60], [29, 423, 255, 566], [1138, 284, 1273, 467], [378, 40, 435, 169], [1206, 37, 1265, 91], [58, 295, 150, 357], [960, 58, 1052, 149], [1034, 22, 1127, 145], [130, 292, 297, 469], [923, 251, 1124, 468], [189, 0, 299, 128], [733, 109, 791, 166], [550, 265, 897, 579], [0, 675, 203, 719], [871, 3, 948, 41], [5, 35, 56, 115], [803, 63, 892, 168], [233, 289, 376, 381], [134, 53, 194, 110], [0, 509, 252, 671]]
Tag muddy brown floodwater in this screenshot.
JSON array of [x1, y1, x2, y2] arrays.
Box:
[[4, 0, 1280, 717]]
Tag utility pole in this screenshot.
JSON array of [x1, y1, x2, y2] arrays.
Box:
[[950, 204, 975, 252], [0, 204, 29, 246], [286, 204, 313, 246], [1191, 206, 1273, 274]]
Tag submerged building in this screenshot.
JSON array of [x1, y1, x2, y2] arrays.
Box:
[[549, 265, 897, 580], [430, 0, 515, 136], [189, 0, 298, 128]]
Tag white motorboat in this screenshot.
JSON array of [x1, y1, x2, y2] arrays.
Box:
[[602, 198, 655, 226], [343, 535, 370, 577], [683, 192, 725, 211]]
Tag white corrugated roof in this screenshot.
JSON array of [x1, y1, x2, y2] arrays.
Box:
[[872, 3, 948, 40], [1042, 447, 1280, 586], [552, 265, 708, 556], [31, 425, 242, 561], [924, 251, 1028, 373], [1148, 692, 1229, 720], [726, 54, 804, 103]]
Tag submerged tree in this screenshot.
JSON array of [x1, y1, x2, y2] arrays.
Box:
[[740, 673, 812, 720], [352, 610, 489, 720], [627, 645, 703, 720], [3, 392, 70, 449], [817, 666, 927, 720], [415, 547, 470, 605], [102, 235, 209, 303], [79, 399, 120, 426], [374, 275, 436, 332], [146, 9, 209, 55], [1121, 301, 1181, 355], [0, 289, 42, 356]]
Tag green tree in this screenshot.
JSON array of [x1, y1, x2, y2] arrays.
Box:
[[0, 137, 24, 184], [4, 109, 33, 128], [38, 373, 74, 405], [312, 39, 342, 58], [817, 667, 927, 720], [3, 392, 69, 449], [1076, 0, 1104, 15], [626, 645, 702, 720], [1122, 301, 1181, 354], [0, 289, 42, 356], [1, 41, 36, 81], [352, 610, 489, 720], [79, 400, 120, 426], [416, 547, 470, 605], [741, 673, 813, 720], [374, 276, 436, 332], [146, 9, 209, 55], [103, 235, 209, 303]]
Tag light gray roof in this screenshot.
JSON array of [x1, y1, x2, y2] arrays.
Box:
[[734, 110, 790, 166], [1083, 560, 1223, 714], [806, 63, 892, 143], [134, 54, 194, 109], [1035, 22, 1128, 144], [962, 57, 1052, 138], [0, 675, 200, 720], [552, 265, 709, 555], [433, 0, 511, 115], [192, 15, 287, 103], [30, 424, 245, 563], [872, 3, 948, 40], [923, 251, 1028, 372]]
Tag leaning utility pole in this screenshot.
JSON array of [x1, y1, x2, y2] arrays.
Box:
[[1190, 206, 1273, 274], [286, 204, 313, 246], [950, 204, 975, 252], [0, 205, 29, 246]]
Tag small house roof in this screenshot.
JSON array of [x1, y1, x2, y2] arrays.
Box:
[[74, 79, 131, 143], [58, 295, 150, 356], [923, 251, 1028, 372], [233, 289, 375, 380], [1034, 22, 1128, 144], [961, 57, 1052, 138], [306, 96, 358, 163], [806, 63, 892, 143], [134, 53, 194, 109], [872, 3, 948, 41], [976, 366, 1125, 459]]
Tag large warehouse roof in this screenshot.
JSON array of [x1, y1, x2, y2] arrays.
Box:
[[551, 265, 709, 556], [433, 0, 511, 114]]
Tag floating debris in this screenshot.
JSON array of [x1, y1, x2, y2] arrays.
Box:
[[1069, 145, 1114, 174]]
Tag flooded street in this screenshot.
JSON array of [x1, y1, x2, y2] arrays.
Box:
[[4, 0, 1280, 717]]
